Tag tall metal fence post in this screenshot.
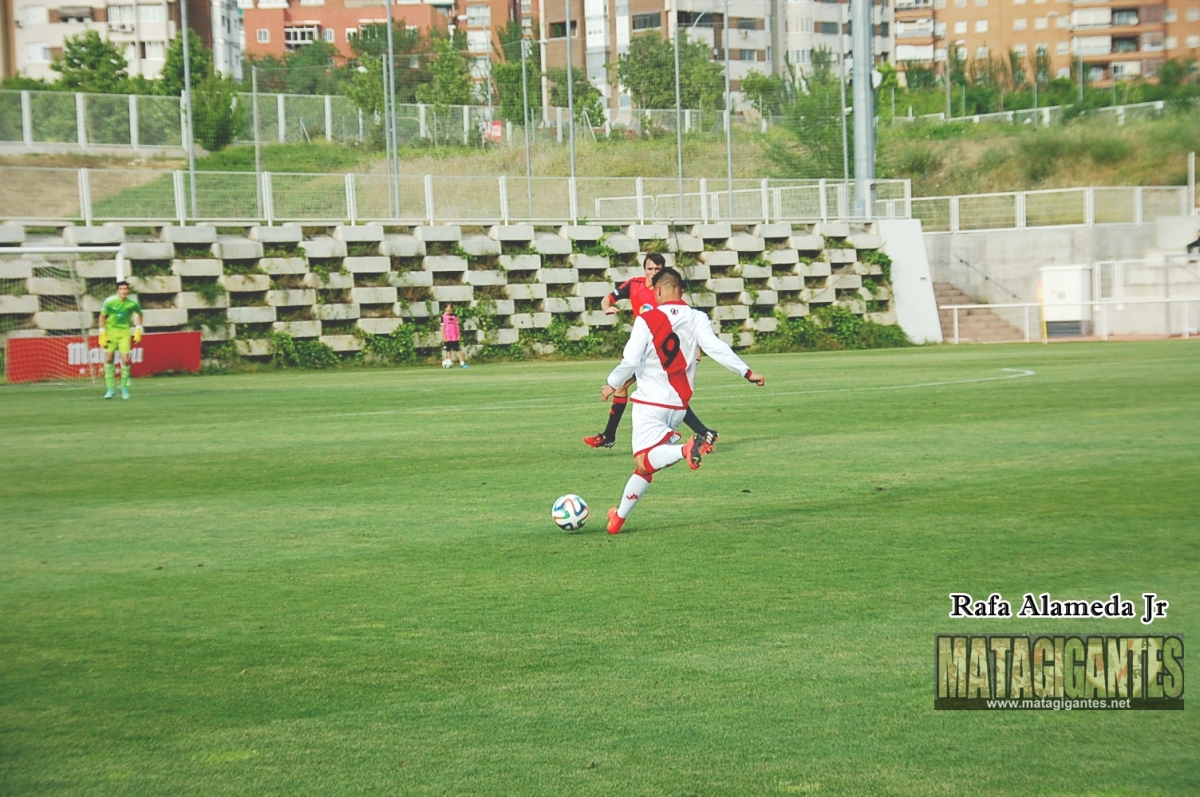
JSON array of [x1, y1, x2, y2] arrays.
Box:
[[499, 176, 510, 225], [700, 178, 710, 224], [1135, 187, 1143, 225], [419, 104, 428, 139], [277, 94, 286, 143], [760, 178, 770, 224], [950, 196, 961, 233], [1085, 187, 1095, 227], [78, 168, 92, 225], [568, 176, 579, 224], [462, 106, 470, 146], [636, 177, 645, 225], [21, 90, 33, 149], [324, 95, 333, 141], [819, 179, 828, 222], [173, 170, 186, 225], [953, 308, 960, 343], [129, 94, 139, 150], [1016, 192, 1026, 230], [262, 172, 275, 226], [75, 93, 87, 149], [424, 175, 435, 225], [345, 174, 357, 225]]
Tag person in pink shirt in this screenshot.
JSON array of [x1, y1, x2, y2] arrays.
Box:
[[441, 304, 469, 368]]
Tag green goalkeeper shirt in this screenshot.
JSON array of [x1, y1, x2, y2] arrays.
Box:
[[101, 295, 142, 330]]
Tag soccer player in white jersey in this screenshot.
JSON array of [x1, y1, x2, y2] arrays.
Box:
[[600, 267, 765, 534]]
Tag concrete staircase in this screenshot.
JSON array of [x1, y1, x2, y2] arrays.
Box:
[[934, 283, 1025, 343]]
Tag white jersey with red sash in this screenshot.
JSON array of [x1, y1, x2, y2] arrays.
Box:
[[606, 300, 752, 410]]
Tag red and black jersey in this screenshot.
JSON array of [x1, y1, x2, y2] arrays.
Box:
[[609, 277, 658, 319]]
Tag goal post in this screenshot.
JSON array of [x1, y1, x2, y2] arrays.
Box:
[[1, 245, 126, 385]]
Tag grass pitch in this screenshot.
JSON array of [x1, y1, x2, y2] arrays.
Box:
[[2, 341, 1197, 796]]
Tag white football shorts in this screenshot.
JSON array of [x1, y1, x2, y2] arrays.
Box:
[[630, 402, 685, 456]]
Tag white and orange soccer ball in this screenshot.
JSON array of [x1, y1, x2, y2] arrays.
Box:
[[552, 494, 589, 531]]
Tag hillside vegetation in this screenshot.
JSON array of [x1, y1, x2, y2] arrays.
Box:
[[3, 110, 1197, 199]]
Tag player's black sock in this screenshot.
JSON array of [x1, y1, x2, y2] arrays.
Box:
[[682, 407, 709, 436], [603, 397, 628, 440]]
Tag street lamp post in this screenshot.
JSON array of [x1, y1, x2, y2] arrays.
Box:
[[674, 5, 723, 216], [723, 0, 733, 218], [521, 37, 534, 216]]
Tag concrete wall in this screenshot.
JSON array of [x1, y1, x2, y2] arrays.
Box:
[[0, 221, 900, 356]]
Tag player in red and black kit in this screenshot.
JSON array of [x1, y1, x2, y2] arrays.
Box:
[[583, 252, 719, 451]]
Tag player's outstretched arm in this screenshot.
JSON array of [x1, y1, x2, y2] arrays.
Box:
[[694, 314, 761, 383], [605, 317, 650, 390], [745, 370, 765, 386]]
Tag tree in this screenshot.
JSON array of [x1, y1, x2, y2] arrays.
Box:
[[415, 34, 474, 107], [51, 30, 128, 93], [192, 73, 245, 151], [544, 67, 604, 126], [159, 29, 211, 96], [351, 23, 433, 104], [900, 61, 935, 90], [763, 67, 845, 179], [614, 32, 724, 111], [741, 70, 788, 116], [491, 21, 541, 124]]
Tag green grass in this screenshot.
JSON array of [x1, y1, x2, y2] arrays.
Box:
[[1, 341, 1198, 796]]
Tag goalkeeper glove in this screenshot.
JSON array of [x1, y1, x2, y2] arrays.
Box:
[[133, 326, 143, 345], [98, 329, 108, 348]]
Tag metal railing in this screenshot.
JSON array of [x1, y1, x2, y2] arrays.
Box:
[[0, 167, 912, 226], [912, 186, 1191, 234], [942, 297, 1200, 343]]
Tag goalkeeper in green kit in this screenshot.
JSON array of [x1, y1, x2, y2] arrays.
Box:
[[98, 280, 143, 400]]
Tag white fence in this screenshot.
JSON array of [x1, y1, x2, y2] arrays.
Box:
[[0, 167, 912, 226], [942, 297, 1200, 343], [912, 186, 1192, 234], [0, 88, 726, 153]]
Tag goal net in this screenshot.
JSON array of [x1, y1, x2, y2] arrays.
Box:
[[1, 246, 126, 385]]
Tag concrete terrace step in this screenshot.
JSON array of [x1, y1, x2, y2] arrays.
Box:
[[934, 282, 1024, 343]]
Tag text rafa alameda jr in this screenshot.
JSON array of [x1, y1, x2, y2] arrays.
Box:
[[949, 592, 1169, 625]]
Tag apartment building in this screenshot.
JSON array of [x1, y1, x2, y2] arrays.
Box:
[[537, 0, 775, 112], [240, 0, 457, 60], [893, 0, 1200, 86], [1, 0, 240, 81], [776, 0, 894, 77]]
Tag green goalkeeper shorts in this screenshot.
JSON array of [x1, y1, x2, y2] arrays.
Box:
[[104, 328, 132, 354]]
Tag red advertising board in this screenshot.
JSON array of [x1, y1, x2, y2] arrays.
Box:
[[5, 331, 202, 384]]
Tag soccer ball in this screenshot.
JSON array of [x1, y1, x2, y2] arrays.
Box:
[[552, 494, 589, 531], [441, 358, 453, 368]]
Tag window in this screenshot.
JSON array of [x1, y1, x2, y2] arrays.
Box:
[[1188, 9, 1200, 22], [677, 11, 713, 27], [738, 17, 757, 29], [323, 28, 334, 42], [143, 41, 165, 59], [1014, 17, 1027, 30], [60, 7, 93, 22], [1112, 10, 1137, 26], [975, 0, 987, 5], [284, 26, 319, 50], [1055, 41, 1068, 54], [24, 6, 48, 25], [817, 21, 839, 35], [548, 21, 576, 38], [1164, 10, 1177, 22], [467, 30, 490, 52], [466, 4, 491, 26], [1055, 16, 1069, 28], [108, 4, 132, 24], [1012, 43, 1027, 56], [1034, 16, 1048, 29], [975, 19, 988, 32], [137, 4, 165, 22], [739, 49, 756, 60], [976, 45, 989, 58], [298, 0, 324, 5], [27, 43, 51, 63], [632, 12, 661, 30], [345, 28, 358, 41], [257, 28, 270, 43], [954, 20, 966, 33], [1188, 35, 1200, 49], [1166, 36, 1177, 50], [954, 0, 965, 7], [1113, 37, 1138, 52]]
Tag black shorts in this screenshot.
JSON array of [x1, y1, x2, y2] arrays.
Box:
[[444, 340, 461, 352]]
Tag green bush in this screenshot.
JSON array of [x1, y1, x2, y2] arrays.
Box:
[[268, 332, 338, 369], [752, 305, 910, 354]]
